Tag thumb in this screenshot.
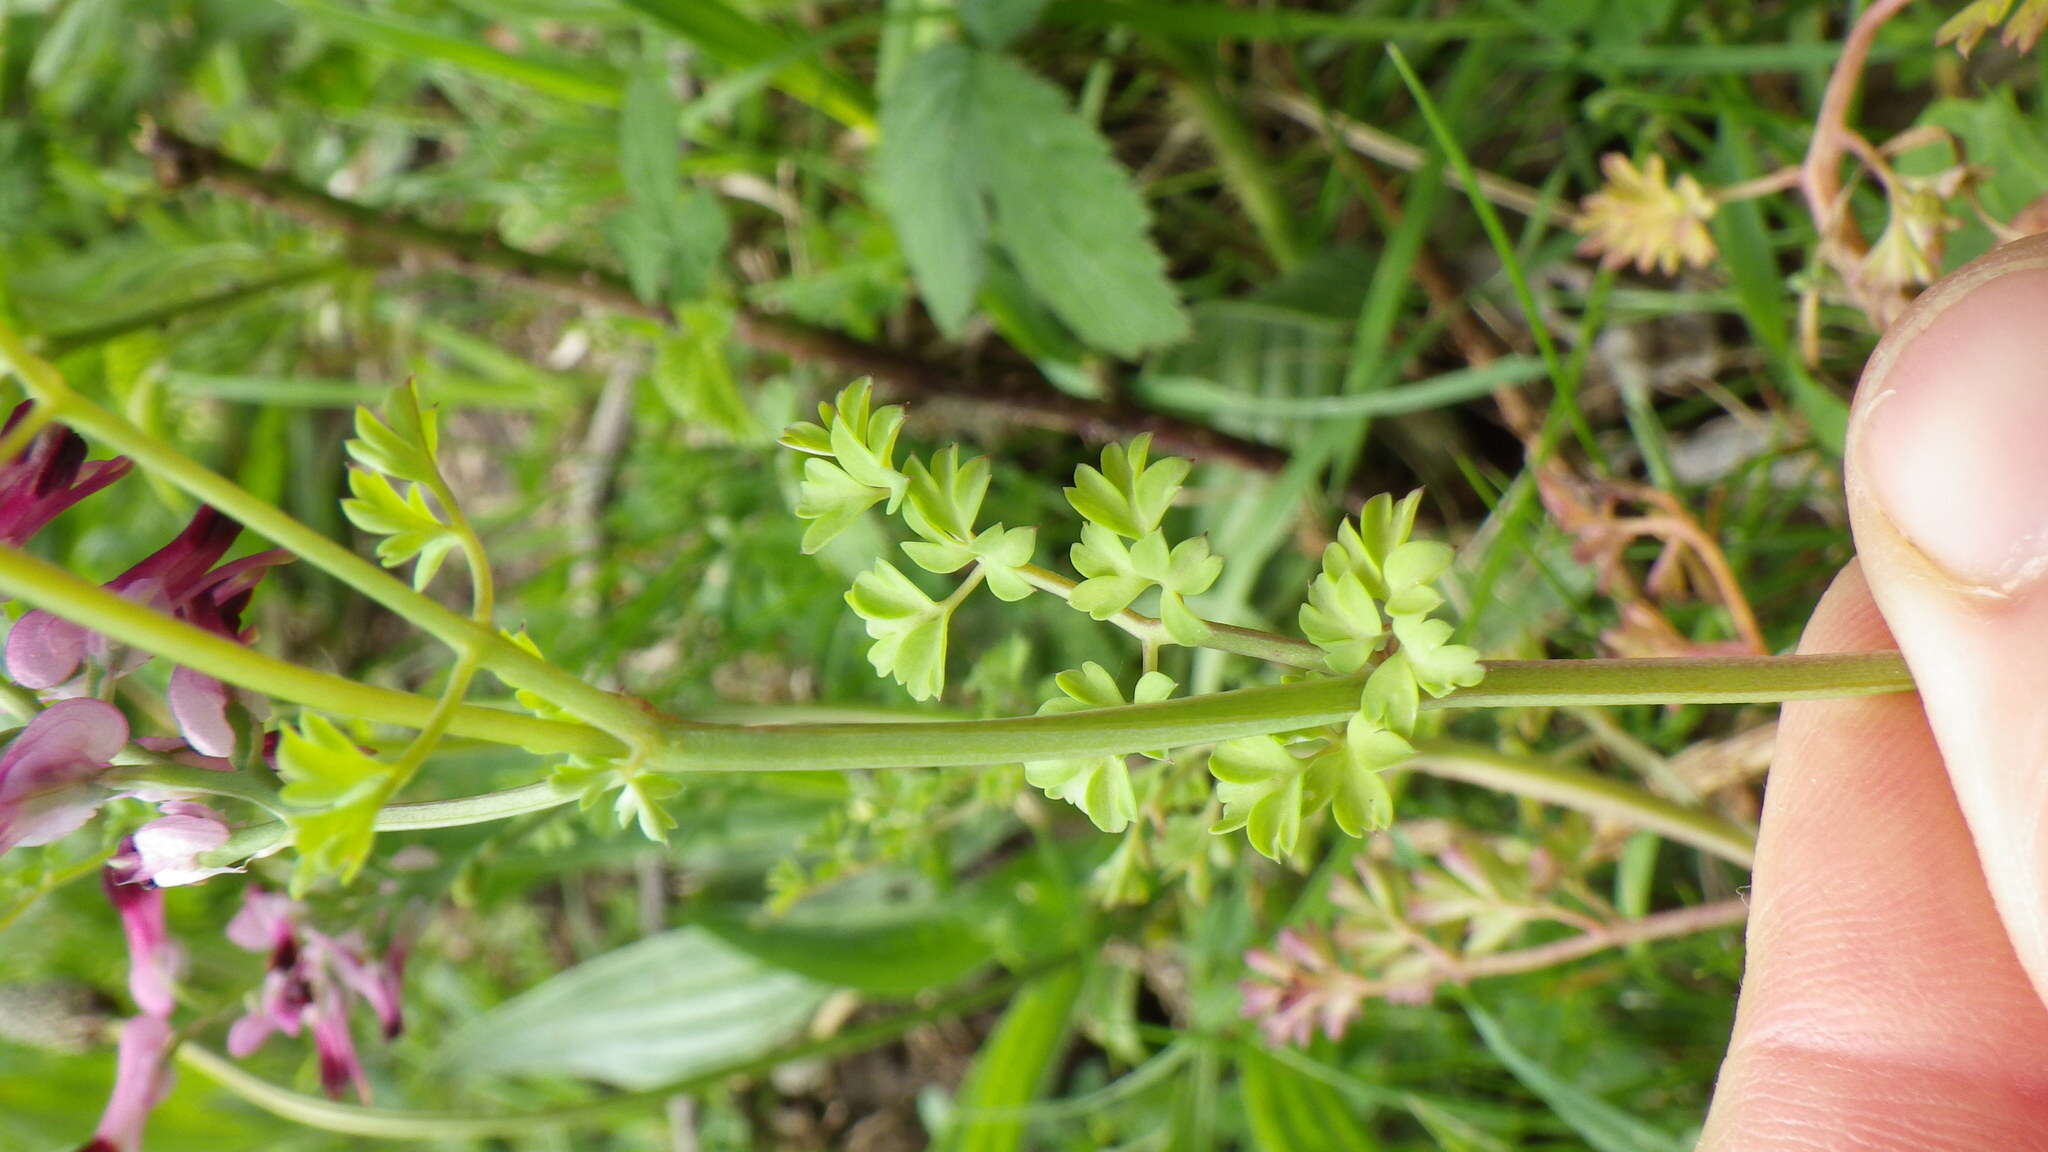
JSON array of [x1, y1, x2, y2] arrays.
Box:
[[1848, 232, 2048, 1000]]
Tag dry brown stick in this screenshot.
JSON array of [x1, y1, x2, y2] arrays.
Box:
[[134, 122, 1292, 475], [1378, 898, 1749, 998]]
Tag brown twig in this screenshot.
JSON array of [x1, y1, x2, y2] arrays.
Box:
[[1799, 0, 1918, 331], [1380, 897, 1749, 997], [133, 122, 1292, 474]]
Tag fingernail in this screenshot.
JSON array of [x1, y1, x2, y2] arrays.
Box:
[[1857, 255, 2048, 591]]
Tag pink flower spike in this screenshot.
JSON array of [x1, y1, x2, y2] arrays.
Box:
[[4, 609, 89, 690], [0, 697, 129, 854], [79, 1014, 174, 1152], [103, 848, 183, 1019], [166, 667, 235, 759], [132, 802, 239, 888]]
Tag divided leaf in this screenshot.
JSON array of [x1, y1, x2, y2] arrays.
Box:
[[1064, 436, 1187, 539], [785, 381, 910, 553], [275, 714, 395, 894], [1023, 664, 1174, 833], [342, 470, 458, 591], [846, 560, 957, 701]]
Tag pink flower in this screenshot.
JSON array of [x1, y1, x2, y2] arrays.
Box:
[[79, 1015, 174, 1152], [130, 802, 239, 887], [0, 403, 131, 547], [103, 848, 183, 1018], [0, 697, 129, 855], [222, 887, 406, 1101], [5, 507, 288, 756]]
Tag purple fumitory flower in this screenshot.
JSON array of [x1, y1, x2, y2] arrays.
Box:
[[103, 848, 184, 1019], [84, 845, 188, 1152], [0, 697, 129, 855], [130, 801, 239, 887], [5, 507, 290, 757], [224, 887, 408, 1103], [0, 402, 131, 547], [79, 1015, 174, 1152]]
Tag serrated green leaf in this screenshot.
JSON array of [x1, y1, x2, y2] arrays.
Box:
[[875, 42, 990, 333], [653, 305, 757, 440], [960, 0, 1050, 47], [876, 44, 1187, 355], [846, 561, 956, 700]]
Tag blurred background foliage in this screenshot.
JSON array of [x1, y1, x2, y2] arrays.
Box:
[[0, 0, 2036, 1148]]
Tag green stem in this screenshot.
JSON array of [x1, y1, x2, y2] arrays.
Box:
[[0, 544, 619, 759], [653, 652, 1911, 773], [1017, 564, 1324, 668], [1409, 739, 1754, 866], [0, 321, 658, 748], [176, 970, 1028, 1139]]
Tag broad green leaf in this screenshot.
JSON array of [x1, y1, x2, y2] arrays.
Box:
[[441, 929, 829, 1089], [1240, 1045, 1377, 1152], [702, 904, 993, 996], [937, 964, 1083, 1152], [846, 561, 956, 700], [876, 44, 1188, 355], [653, 306, 758, 440], [973, 53, 1189, 356], [617, 0, 877, 130], [961, 0, 1051, 47], [876, 43, 991, 334], [1465, 1005, 1687, 1152]]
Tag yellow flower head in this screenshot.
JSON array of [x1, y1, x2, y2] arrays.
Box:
[[1576, 153, 1718, 277]]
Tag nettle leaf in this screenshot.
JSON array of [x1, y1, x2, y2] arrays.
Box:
[[1023, 664, 1174, 833], [347, 384, 441, 485], [875, 43, 989, 333], [1064, 436, 1187, 539], [275, 714, 394, 894], [341, 470, 458, 591], [846, 561, 956, 701], [1209, 735, 1313, 862], [960, 0, 1050, 47], [611, 66, 731, 306], [653, 306, 758, 442], [875, 43, 1188, 356]]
